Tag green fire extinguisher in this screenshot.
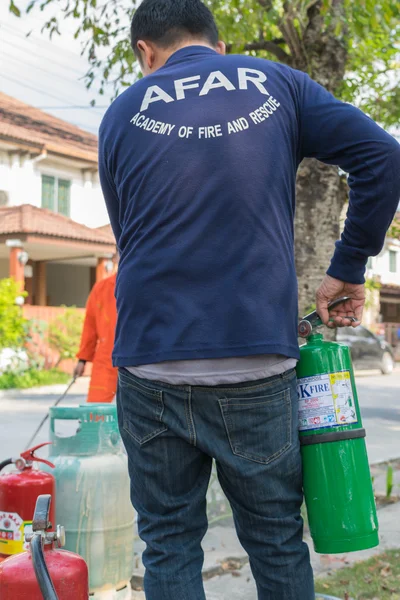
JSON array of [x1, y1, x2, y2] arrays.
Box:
[[297, 297, 379, 554]]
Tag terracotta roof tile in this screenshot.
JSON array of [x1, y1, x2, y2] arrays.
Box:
[[0, 205, 115, 245], [0, 93, 98, 164], [96, 223, 114, 238]]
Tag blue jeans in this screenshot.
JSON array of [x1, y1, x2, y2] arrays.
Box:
[[117, 368, 314, 600]]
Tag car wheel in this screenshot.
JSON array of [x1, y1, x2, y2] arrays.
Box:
[[381, 351, 394, 375]]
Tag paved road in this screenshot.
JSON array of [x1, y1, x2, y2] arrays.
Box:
[[0, 378, 88, 458], [355, 369, 400, 463], [1, 370, 399, 463]]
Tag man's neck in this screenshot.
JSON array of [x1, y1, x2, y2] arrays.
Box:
[[159, 40, 215, 66]]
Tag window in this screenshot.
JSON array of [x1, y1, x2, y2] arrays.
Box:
[[389, 250, 397, 273], [41, 175, 71, 216]]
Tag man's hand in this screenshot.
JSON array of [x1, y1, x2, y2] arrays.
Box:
[[73, 360, 86, 379], [316, 275, 365, 328]]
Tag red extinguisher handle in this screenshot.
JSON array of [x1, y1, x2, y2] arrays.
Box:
[[20, 442, 55, 469]]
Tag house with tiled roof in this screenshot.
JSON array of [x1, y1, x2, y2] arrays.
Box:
[[0, 92, 116, 308]]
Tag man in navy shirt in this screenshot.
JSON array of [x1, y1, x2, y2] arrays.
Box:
[[99, 1, 400, 598]]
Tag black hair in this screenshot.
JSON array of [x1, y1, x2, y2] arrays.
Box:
[[130, 0, 219, 58]]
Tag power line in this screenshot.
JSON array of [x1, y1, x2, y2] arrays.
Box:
[[2, 22, 126, 81], [1, 75, 99, 131], [2, 65, 105, 116], [2, 73, 88, 107], [2, 39, 85, 77], [2, 53, 86, 86], [1, 24, 117, 116], [1, 41, 113, 115], [1, 22, 89, 60], [2, 53, 108, 116]]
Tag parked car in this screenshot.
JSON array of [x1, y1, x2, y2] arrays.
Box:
[[336, 326, 395, 374]]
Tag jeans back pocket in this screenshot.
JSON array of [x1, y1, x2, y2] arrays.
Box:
[[218, 387, 292, 465], [118, 371, 168, 446]]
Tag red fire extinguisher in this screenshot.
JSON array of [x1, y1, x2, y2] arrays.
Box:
[[0, 494, 88, 599], [0, 443, 55, 560]]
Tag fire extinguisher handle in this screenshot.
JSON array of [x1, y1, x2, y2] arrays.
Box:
[[33, 494, 52, 532], [20, 442, 55, 469], [299, 296, 351, 337], [326, 296, 352, 312], [307, 296, 351, 322]]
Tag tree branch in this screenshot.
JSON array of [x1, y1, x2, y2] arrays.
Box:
[[279, 5, 307, 67], [255, 0, 273, 9], [227, 40, 290, 63]]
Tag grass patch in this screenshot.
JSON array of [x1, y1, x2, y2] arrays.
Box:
[[0, 369, 70, 390], [315, 550, 400, 599]]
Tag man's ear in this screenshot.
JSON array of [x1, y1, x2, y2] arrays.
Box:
[[216, 41, 226, 56], [137, 40, 155, 71]]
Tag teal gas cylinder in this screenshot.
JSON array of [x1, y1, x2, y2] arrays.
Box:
[[45, 404, 134, 599], [297, 298, 379, 554]]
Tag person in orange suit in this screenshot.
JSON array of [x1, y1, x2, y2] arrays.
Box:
[[74, 272, 118, 403]]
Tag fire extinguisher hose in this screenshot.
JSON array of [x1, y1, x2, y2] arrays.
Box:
[[31, 533, 59, 600], [0, 458, 13, 472]]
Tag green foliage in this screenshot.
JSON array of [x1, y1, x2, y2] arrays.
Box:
[[0, 368, 69, 390], [25, 319, 49, 369], [386, 463, 394, 498], [48, 307, 84, 366], [0, 279, 27, 352], [364, 276, 381, 309], [9, 0, 400, 126], [9, 0, 20, 17], [388, 215, 400, 240], [365, 278, 382, 292]]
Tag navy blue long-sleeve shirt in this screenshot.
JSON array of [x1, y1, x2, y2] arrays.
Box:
[[99, 46, 400, 367]]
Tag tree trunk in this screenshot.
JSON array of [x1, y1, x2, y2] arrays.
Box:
[[289, 0, 349, 316], [295, 161, 347, 316]]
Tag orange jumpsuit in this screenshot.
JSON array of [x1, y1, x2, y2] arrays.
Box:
[[77, 273, 118, 403]]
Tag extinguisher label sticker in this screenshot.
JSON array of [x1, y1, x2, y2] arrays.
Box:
[[0, 511, 30, 555], [297, 371, 358, 431]]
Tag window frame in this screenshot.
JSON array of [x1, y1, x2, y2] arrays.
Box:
[[41, 174, 71, 217], [389, 250, 397, 274]]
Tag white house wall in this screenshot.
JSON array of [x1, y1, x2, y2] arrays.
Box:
[[367, 240, 400, 287], [0, 151, 109, 228]]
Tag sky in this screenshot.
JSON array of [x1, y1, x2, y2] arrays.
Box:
[[0, 1, 117, 134]]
